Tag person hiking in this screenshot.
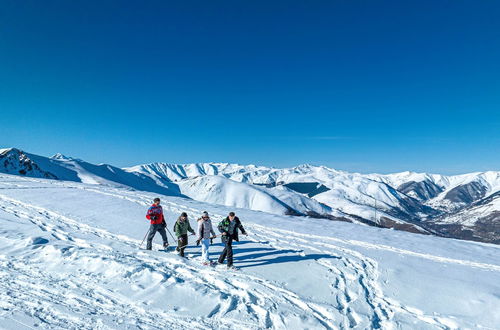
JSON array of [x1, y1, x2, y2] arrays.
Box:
[[196, 211, 216, 265], [217, 212, 247, 269], [145, 198, 169, 250], [173, 212, 195, 257]]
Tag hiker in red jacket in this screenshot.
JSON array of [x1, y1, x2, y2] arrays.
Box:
[[145, 198, 169, 250]]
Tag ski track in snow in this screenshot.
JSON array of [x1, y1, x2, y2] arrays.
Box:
[[0, 188, 337, 329], [0, 178, 497, 329]]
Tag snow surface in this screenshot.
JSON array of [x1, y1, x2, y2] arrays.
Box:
[[1, 173, 499, 329]]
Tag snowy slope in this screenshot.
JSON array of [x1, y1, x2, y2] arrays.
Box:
[[0, 173, 499, 329], [264, 185, 333, 216], [177, 176, 333, 217], [176, 176, 293, 215]]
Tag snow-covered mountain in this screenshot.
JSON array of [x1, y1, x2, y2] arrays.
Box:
[[125, 162, 436, 227], [1, 147, 499, 244], [0, 148, 57, 179], [375, 170, 500, 208], [176, 175, 333, 217], [0, 148, 181, 196], [429, 190, 500, 244], [126, 162, 500, 243]]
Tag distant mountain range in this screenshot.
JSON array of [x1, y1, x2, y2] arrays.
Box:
[[1, 147, 499, 244]]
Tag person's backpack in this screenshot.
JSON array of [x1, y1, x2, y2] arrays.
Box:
[[218, 219, 230, 242]]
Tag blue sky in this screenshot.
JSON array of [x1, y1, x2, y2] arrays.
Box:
[[1, 1, 499, 174]]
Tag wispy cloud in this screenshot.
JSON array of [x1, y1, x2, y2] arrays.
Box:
[[304, 136, 355, 141], [264, 136, 356, 141]]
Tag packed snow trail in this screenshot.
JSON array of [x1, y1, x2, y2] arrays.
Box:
[[0, 174, 499, 329]]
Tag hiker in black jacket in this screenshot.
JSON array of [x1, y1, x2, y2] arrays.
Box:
[[217, 212, 247, 269]]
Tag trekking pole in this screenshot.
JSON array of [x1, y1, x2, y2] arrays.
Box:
[[165, 226, 176, 242], [139, 228, 150, 249]]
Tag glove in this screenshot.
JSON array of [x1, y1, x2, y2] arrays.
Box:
[[210, 238, 213, 245], [150, 215, 158, 221], [196, 239, 201, 246], [161, 221, 166, 228]]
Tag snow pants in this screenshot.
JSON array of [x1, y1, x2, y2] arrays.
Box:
[[177, 234, 188, 257], [218, 237, 234, 267], [146, 223, 168, 250]]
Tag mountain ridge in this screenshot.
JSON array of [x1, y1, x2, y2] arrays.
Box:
[[1, 147, 499, 243]]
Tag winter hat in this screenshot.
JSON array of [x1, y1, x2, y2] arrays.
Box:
[[202, 211, 209, 218], [181, 212, 188, 217]]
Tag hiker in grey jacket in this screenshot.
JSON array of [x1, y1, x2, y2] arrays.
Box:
[[197, 211, 216, 265]]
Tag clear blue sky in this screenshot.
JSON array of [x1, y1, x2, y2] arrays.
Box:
[[1, 1, 499, 174]]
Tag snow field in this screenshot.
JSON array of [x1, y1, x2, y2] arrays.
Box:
[[0, 174, 499, 329]]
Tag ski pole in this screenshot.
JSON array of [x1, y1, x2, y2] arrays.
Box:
[[140, 228, 150, 248]]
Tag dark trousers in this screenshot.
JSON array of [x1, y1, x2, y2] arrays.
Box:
[[146, 224, 168, 250], [176, 234, 188, 257], [218, 237, 234, 267]]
